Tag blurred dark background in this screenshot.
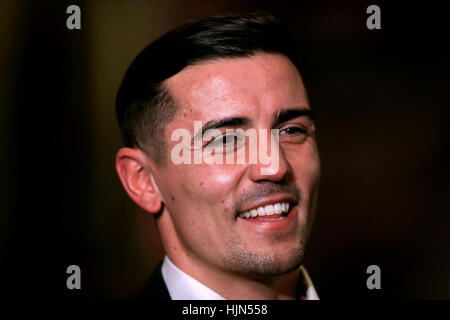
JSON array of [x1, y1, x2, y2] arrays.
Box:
[[1, 0, 448, 299]]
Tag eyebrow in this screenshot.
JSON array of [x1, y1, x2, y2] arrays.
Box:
[[193, 117, 251, 142], [193, 107, 314, 141], [273, 107, 314, 125]]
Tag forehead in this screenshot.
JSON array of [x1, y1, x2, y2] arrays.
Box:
[[165, 52, 309, 122]]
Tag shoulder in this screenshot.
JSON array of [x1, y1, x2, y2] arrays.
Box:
[[129, 261, 171, 300]]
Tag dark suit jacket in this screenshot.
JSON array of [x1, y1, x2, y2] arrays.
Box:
[[130, 260, 310, 300], [130, 261, 171, 300]]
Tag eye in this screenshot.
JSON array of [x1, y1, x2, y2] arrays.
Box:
[[279, 125, 309, 144], [280, 126, 307, 135], [207, 133, 244, 150]]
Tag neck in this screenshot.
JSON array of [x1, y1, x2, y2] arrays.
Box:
[[222, 269, 301, 300]]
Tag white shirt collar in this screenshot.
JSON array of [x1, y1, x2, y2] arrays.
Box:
[[299, 265, 320, 300], [161, 255, 225, 300], [161, 255, 320, 300]]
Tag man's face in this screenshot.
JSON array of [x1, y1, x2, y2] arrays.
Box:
[[152, 52, 320, 276]]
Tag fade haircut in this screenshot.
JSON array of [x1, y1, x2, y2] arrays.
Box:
[[115, 12, 301, 165]]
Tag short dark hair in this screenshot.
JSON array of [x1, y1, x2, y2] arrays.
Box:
[[115, 12, 300, 165]]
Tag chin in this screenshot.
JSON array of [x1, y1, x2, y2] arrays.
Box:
[[227, 244, 305, 277]]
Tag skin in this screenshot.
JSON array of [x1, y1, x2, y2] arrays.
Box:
[[116, 52, 320, 299]]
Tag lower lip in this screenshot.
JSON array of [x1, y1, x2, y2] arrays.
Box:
[[237, 205, 297, 232]]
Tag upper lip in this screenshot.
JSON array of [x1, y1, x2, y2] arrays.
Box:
[[237, 195, 298, 215]]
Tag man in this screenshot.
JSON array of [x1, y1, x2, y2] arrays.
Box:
[[115, 13, 321, 300]]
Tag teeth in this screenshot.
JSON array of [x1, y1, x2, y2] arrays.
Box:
[[264, 205, 274, 215], [238, 202, 290, 219], [257, 207, 265, 217], [274, 203, 282, 214]]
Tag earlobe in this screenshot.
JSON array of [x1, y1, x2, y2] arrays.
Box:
[[115, 147, 163, 214]]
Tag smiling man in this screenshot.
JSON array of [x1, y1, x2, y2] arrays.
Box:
[[115, 13, 321, 300]]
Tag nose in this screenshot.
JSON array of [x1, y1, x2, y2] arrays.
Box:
[[247, 129, 290, 182]]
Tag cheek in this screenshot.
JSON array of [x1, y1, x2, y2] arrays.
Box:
[[158, 164, 243, 255], [161, 162, 244, 208], [190, 161, 246, 189], [290, 144, 321, 192]]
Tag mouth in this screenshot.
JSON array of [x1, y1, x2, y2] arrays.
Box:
[[237, 201, 293, 221]]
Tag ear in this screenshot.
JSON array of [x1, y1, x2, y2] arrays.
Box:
[[115, 147, 163, 214]]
